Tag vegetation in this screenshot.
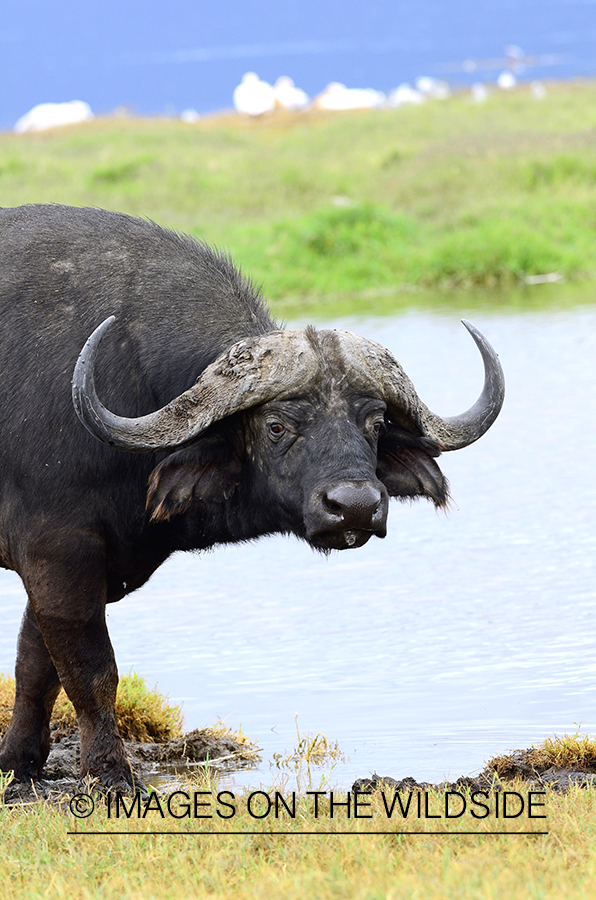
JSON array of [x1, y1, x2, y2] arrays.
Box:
[[271, 715, 344, 793], [529, 731, 596, 772], [1, 81, 596, 317], [2, 672, 596, 899], [489, 729, 596, 777], [0, 777, 594, 899], [0, 671, 183, 743]]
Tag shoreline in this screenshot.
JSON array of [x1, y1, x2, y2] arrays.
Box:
[[3, 733, 596, 805]]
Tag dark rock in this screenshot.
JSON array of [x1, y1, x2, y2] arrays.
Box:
[[157, 727, 245, 763], [352, 773, 422, 794]]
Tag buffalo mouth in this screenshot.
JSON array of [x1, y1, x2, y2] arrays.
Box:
[[309, 528, 385, 551]]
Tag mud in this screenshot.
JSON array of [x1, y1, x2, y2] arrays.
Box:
[[2, 726, 259, 805], [352, 748, 596, 795]]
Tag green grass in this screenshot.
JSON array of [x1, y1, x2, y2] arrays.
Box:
[[2, 82, 596, 316]]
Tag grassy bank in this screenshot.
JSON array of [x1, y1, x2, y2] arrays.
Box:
[[1, 81, 596, 316], [1, 783, 595, 899], [2, 672, 596, 898]]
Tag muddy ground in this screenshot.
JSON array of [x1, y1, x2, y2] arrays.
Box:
[[3, 733, 596, 804], [351, 750, 596, 796], [2, 726, 259, 804]]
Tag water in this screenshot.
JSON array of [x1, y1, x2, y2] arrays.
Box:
[[2, 0, 595, 130], [1, 295, 595, 788]]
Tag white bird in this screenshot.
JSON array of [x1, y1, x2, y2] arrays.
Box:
[[497, 71, 516, 89], [233, 72, 276, 117], [180, 109, 201, 123], [314, 82, 385, 110], [415, 76, 450, 99], [14, 100, 93, 133], [505, 44, 525, 69], [273, 76, 309, 110], [386, 84, 425, 107], [471, 82, 489, 103], [530, 80, 547, 99]]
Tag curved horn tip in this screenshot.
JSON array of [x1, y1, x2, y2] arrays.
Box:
[[427, 318, 505, 451], [460, 319, 504, 382], [90, 314, 117, 344], [74, 315, 116, 375], [461, 318, 493, 350], [73, 316, 114, 380], [72, 315, 117, 422]]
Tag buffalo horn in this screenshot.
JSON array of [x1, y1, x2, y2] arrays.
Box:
[[334, 320, 505, 450], [72, 317, 504, 453], [72, 318, 323, 451]]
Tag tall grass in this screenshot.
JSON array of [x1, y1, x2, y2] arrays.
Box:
[[1, 82, 596, 314]]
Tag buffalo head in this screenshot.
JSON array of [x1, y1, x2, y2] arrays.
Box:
[[72, 319, 504, 551]]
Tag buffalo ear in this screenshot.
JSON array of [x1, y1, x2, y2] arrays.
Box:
[[146, 440, 242, 522], [376, 425, 449, 508]]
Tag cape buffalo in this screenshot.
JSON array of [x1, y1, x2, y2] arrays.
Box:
[[0, 204, 504, 788]]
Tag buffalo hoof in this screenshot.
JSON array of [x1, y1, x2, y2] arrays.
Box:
[[0, 753, 43, 783]]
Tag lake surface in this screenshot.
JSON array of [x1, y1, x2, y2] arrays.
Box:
[[2, 0, 595, 130], [1, 294, 595, 789]]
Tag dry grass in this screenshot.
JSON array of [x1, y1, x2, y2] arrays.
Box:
[[0, 671, 184, 743], [0, 672, 13, 736], [489, 730, 596, 777], [2, 717, 596, 897], [272, 715, 343, 769], [201, 717, 257, 757], [1, 779, 594, 899], [529, 732, 596, 772]]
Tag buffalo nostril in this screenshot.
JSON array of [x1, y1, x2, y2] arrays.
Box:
[[323, 483, 384, 528], [323, 495, 344, 515]]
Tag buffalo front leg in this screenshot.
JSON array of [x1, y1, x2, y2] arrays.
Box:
[[20, 541, 137, 789], [35, 607, 137, 789], [0, 602, 61, 780]]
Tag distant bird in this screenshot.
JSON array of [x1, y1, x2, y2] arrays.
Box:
[[497, 71, 516, 89], [273, 76, 309, 110], [386, 84, 425, 107], [180, 109, 201, 123], [471, 83, 489, 103], [233, 72, 276, 116], [415, 76, 450, 99], [314, 82, 385, 110], [14, 100, 93, 133], [504, 44, 525, 71]]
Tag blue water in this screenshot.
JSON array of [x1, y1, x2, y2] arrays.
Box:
[[2, 0, 595, 129], [2, 300, 595, 789]]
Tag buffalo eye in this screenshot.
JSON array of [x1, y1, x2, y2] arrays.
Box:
[[368, 419, 386, 438], [267, 421, 286, 441]]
